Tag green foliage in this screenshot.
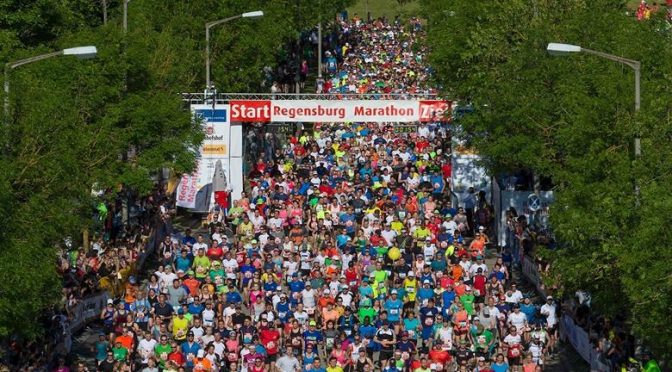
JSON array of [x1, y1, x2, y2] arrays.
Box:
[[0, 0, 354, 340], [423, 0, 672, 359]]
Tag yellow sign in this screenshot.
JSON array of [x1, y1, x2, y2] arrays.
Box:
[[203, 144, 227, 155]]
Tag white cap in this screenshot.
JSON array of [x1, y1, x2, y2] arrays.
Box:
[[197, 349, 205, 358], [107, 299, 113, 305], [408, 271, 415, 277], [324, 289, 330, 294]]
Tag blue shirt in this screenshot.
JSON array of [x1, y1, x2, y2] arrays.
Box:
[[303, 330, 323, 344], [226, 291, 242, 304], [289, 280, 305, 293], [181, 342, 201, 367], [384, 299, 403, 321], [492, 362, 510, 372]]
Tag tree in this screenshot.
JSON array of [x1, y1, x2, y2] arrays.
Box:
[[0, 0, 354, 339], [422, 0, 672, 359]]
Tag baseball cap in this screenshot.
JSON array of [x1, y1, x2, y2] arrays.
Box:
[[408, 271, 415, 277], [309, 320, 317, 326], [546, 296, 553, 300], [423, 279, 430, 284], [107, 299, 113, 305], [197, 350, 205, 358]]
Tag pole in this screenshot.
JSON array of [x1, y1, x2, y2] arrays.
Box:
[[205, 15, 242, 94], [4, 51, 64, 123], [4, 64, 9, 123], [123, 0, 128, 33], [634, 64, 641, 157], [317, 17, 322, 79], [295, 0, 301, 95], [206, 25, 211, 92], [102, 0, 108, 25]]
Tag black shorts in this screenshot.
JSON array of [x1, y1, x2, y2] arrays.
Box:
[[380, 349, 393, 361]]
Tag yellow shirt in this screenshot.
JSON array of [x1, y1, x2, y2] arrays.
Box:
[[391, 221, 404, 234], [403, 278, 418, 302], [172, 316, 189, 340]]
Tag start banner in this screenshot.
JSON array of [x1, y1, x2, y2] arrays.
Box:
[[229, 100, 450, 123]]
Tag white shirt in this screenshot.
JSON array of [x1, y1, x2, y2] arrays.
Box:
[[423, 244, 436, 260], [508, 311, 527, 330], [442, 220, 458, 235], [193, 242, 208, 255], [505, 290, 523, 304], [301, 289, 316, 308], [540, 303, 557, 327], [381, 229, 397, 246], [137, 338, 157, 363], [469, 263, 488, 276], [504, 333, 522, 346]]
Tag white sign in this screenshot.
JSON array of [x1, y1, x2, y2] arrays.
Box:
[[229, 100, 451, 123]]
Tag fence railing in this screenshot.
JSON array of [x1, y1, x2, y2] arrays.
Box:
[[180, 92, 442, 104], [53, 219, 171, 356], [521, 255, 547, 298], [519, 254, 597, 368]]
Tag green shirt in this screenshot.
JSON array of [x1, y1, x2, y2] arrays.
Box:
[[112, 346, 128, 361], [373, 269, 387, 283], [358, 307, 376, 323], [154, 343, 172, 366], [460, 293, 476, 315], [192, 255, 211, 278], [474, 329, 494, 351]]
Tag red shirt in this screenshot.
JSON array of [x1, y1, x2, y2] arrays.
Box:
[[473, 274, 487, 296], [259, 329, 280, 355], [429, 348, 452, 364], [168, 350, 185, 366]]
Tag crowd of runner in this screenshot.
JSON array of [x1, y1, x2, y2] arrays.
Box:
[[75, 17, 566, 372]]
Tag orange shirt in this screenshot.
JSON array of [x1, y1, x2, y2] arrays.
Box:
[[454, 283, 466, 296], [322, 308, 340, 323], [183, 278, 200, 296], [451, 265, 464, 281], [116, 334, 134, 351], [193, 357, 212, 371], [124, 284, 137, 304], [318, 296, 335, 309]]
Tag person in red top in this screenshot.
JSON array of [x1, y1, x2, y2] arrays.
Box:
[[428, 341, 452, 368], [167, 340, 185, 367], [472, 268, 487, 301], [416, 136, 430, 152], [259, 320, 281, 364], [182, 272, 200, 296], [370, 231, 386, 247], [206, 242, 224, 260]]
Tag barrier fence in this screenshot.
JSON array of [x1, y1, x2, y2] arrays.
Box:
[[519, 254, 596, 368], [521, 255, 547, 298], [53, 219, 171, 357]]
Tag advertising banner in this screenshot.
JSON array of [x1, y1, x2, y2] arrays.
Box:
[[229, 100, 450, 123], [176, 173, 198, 209], [176, 104, 244, 211]]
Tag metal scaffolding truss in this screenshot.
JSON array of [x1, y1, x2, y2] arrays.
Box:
[[181, 92, 441, 104]]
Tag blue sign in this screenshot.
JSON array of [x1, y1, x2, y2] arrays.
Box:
[[194, 109, 228, 123]]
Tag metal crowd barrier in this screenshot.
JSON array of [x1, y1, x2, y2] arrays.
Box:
[[520, 255, 547, 298], [54, 219, 171, 356], [560, 314, 600, 368]]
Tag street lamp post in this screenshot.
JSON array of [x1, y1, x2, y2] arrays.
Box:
[[4, 46, 98, 122], [547, 43, 641, 156], [205, 11, 264, 94]]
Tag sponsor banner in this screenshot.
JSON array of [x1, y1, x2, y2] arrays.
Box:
[[229, 100, 450, 123], [192, 105, 230, 156], [176, 173, 198, 209], [176, 104, 244, 211]]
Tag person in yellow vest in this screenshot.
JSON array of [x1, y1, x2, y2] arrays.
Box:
[[403, 271, 418, 311], [169, 308, 190, 342]]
